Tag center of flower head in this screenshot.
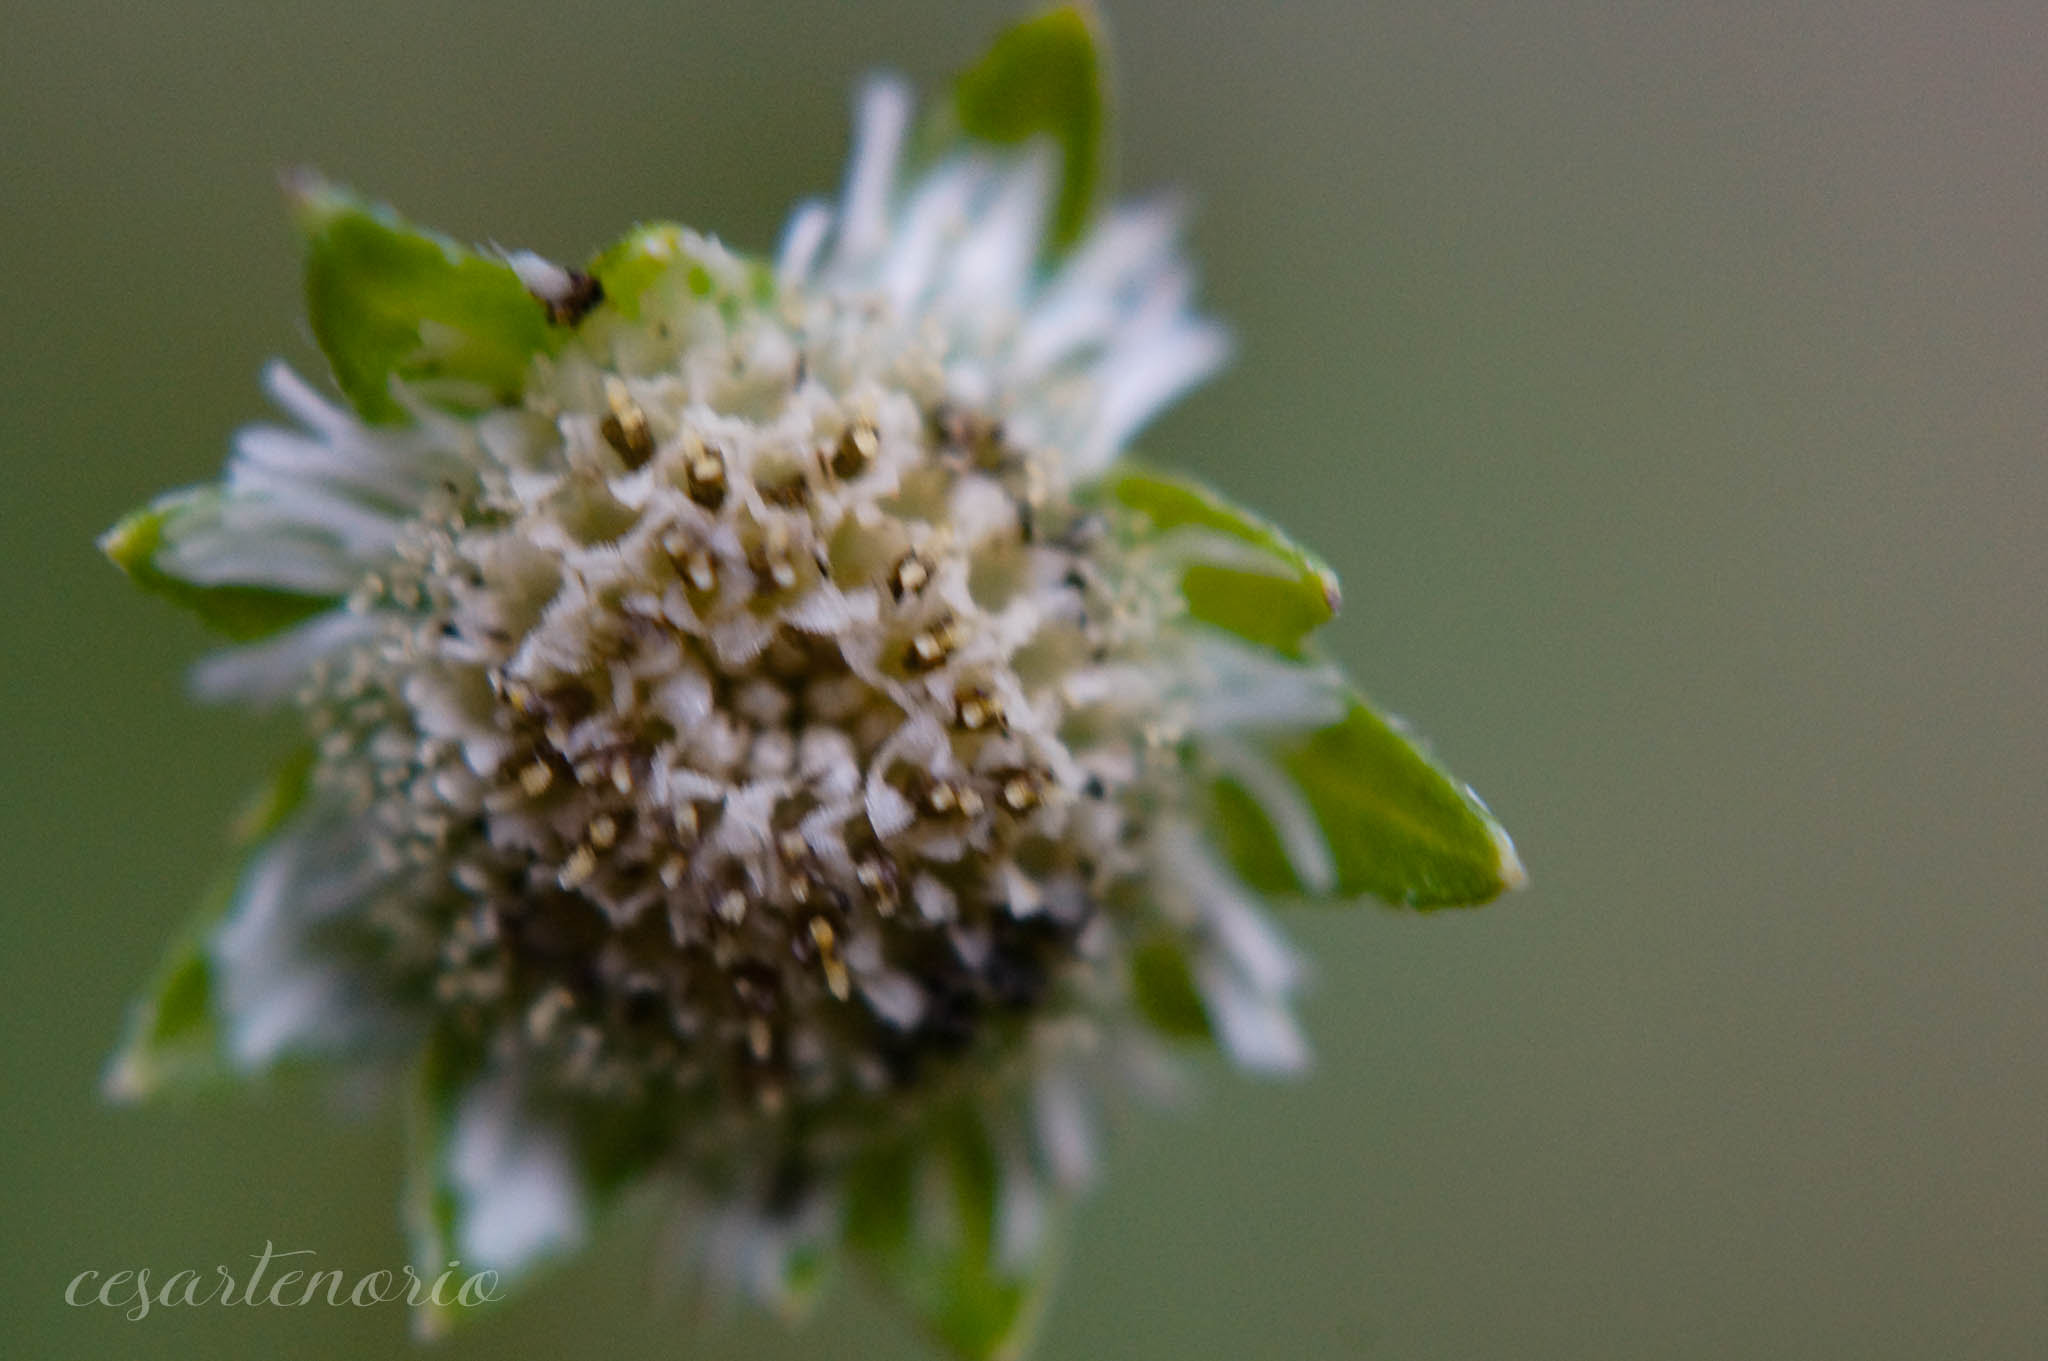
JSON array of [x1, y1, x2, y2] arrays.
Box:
[[306, 240, 1173, 1145]]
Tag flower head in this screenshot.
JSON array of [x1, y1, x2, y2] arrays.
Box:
[[101, 7, 1521, 1356]]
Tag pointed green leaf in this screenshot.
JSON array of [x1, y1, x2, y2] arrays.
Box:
[[103, 752, 317, 1102], [290, 174, 553, 424], [848, 1110, 1055, 1361], [953, 3, 1107, 249], [1267, 698, 1525, 909], [100, 493, 339, 640], [1105, 467, 1342, 657]]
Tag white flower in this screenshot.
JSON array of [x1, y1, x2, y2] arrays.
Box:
[[102, 11, 1520, 1358]]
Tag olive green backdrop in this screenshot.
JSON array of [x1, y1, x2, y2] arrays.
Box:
[[5, 2, 2042, 1357]]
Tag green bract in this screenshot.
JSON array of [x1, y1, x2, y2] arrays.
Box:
[[951, 3, 1106, 250], [99, 493, 338, 640], [292, 173, 557, 423], [100, 883, 231, 1102], [1211, 701, 1526, 908], [1105, 466, 1341, 657], [103, 749, 314, 1101], [1106, 464, 1521, 910]]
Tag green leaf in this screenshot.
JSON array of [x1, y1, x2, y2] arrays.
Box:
[[953, 3, 1108, 250], [289, 173, 553, 424], [99, 493, 339, 640], [102, 752, 317, 1102], [848, 1110, 1056, 1361], [1105, 466, 1342, 657], [1266, 698, 1525, 909]]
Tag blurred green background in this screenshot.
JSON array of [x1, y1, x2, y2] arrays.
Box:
[[5, 1, 2043, 1357]]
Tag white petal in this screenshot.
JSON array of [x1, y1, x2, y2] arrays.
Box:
[[257, 360, 470, 502], [189, 611, 380, 708], [504, 248, 572, 301], [776, 200, 833, 289], [1075, 318, 1231, 473], [939, 150, 1052, 336], [1049, 198, 1186, 313], [833, 77, 912, 270], [995, 1131, 1048, 1271], [1032, 1069, 1098, 1190], [261, 359, 355, 440], [156, 496, 362, 595], [1196, 960, 1310, 1074], [881, 164, 977, 311], [1153, 822, 1304, 997], [231, 425, 421, 512], [449, 1077, 587, 1273], [222, 474, 409, 554], [1012, 202, 1184, 378], [211, 810, 385, 1069], [1177, 635, 1348, 735]]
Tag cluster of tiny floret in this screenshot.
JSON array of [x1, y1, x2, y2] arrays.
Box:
[[296, 242, 1181, 1159]]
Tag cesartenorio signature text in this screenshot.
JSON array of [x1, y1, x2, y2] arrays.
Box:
[[66, 1241, 503, 1320]]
